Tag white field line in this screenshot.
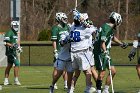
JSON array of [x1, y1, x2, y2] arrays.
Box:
[[4, 84, 49, 89]]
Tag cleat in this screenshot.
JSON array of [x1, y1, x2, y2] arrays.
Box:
[[64, 85, 68, 89], [84, 87, 96, 93], [14, 81, 21, 85], [68, 86, 75, 93], [4, 81, 9, 85], [49, 86, 54, 93], [102, 90, 109, 93], [0, 85, 2, 90]]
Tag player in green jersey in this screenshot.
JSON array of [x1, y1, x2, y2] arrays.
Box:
[[94, 12, 128, 93], [51, 12, 70, 90], [3, 21, 22, 86]]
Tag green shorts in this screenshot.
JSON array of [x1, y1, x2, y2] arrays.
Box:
[[7, 55, 20, 66], [94, 51, 114, 71]]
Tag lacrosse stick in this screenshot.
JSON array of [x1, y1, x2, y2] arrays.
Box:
[[75, 0, 77, 9], [107, 58, 114, 93]]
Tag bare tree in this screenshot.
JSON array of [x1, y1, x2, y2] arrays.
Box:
[[124, 0, 129, 40]]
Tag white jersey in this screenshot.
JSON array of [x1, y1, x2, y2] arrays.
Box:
[[58, 31, 71, 61], [70, 25, 97, 52], [89, 35, 93, 47], [133, 40, 139, 48]]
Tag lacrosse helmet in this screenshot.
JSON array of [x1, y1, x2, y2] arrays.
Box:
[[11, 21, 19, 32], [137, 33, 140, 38], [73, 12, 88, 22], [55, 12, 68, 24], [109, 12, 122, 26]]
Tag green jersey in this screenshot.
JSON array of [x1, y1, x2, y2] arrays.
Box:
[[4, 29, 18, 56], [94, 23, 114, 52], [94, 23, 114, 70], [51, 24, 69, 52]]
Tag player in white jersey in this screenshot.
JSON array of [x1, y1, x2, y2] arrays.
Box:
[[69, 10, 97, 93], [50, 32, 74, 93]]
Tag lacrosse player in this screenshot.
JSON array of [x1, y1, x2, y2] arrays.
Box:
[[69, 18, 98, 93], [69, 10, 97, 93], [3, 21, 22, 85], [93, 12, 128, 93], [50, 31, 74, 93], [128, 33, 140, 79], [51, 12, 70, 89]]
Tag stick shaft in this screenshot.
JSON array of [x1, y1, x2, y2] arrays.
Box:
[[75, 0, 77, 9], [108, 59, 114, 93]]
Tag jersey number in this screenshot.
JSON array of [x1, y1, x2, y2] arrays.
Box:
[[70, 31, 81, 42]]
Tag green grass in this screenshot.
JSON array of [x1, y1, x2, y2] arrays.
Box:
[[0, 66, 140, 93]]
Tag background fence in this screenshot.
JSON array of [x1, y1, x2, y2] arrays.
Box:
[[20, 43, 138, 66]]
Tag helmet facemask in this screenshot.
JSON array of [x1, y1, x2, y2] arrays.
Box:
[[61, 17, 68, 24], [11, 21, 19, 32], [12, 25, 19, 32], [55, 12, 68, 24]]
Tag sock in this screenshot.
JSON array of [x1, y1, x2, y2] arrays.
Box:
[[14, 77, 19, 81], [64, 81, 67, 86], [70, 86, 75, 90], [54, 83, 57, 86], [96, 79, 102, 90], [97, 90, 101, 93], [4, 78, 8, 82], [104, 85, 109, 90]]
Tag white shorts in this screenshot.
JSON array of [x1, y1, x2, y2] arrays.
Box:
[[54, 59, 74, 72], [89, 48, 95, 66], [71, 49, 92, 71]]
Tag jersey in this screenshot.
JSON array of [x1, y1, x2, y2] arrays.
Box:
[[94, 23, 114, 70], [51, 24, 69, 52], [70, 25, 97, 52], [133, 40, 140, 48], [4, 29, 18, 56], [58, 31, 71, 61], [94, 23, 114, 53]]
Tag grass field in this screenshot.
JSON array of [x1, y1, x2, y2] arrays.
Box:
[[0, 66, 139, 93]]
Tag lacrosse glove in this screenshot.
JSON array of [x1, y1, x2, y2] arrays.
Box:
[[12, 43, 18, 48], [103, 50, 110, 60], [120, 42, 128, 49], [17, 47, 23, 53], [53, 50, 58, 59]]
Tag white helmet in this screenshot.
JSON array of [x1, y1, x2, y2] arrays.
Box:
[[73, 11, 88, 21], [11, 21, 19, 32], [137, 33, 140, 38], [109, 12, 122, 26], [81, 13, 88, 20], [55, 12, 68, 23]]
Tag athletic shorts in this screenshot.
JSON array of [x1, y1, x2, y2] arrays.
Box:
[[54, 59, 74, 72], [71, 49, 92, 71], [89, 47, 95, 66], [94, 51, 113, 71], [7, 55, 20, 66]]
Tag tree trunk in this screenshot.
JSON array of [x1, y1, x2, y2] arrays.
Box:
[[116, 0, 120, 39], [124, 0, 129, 40]]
